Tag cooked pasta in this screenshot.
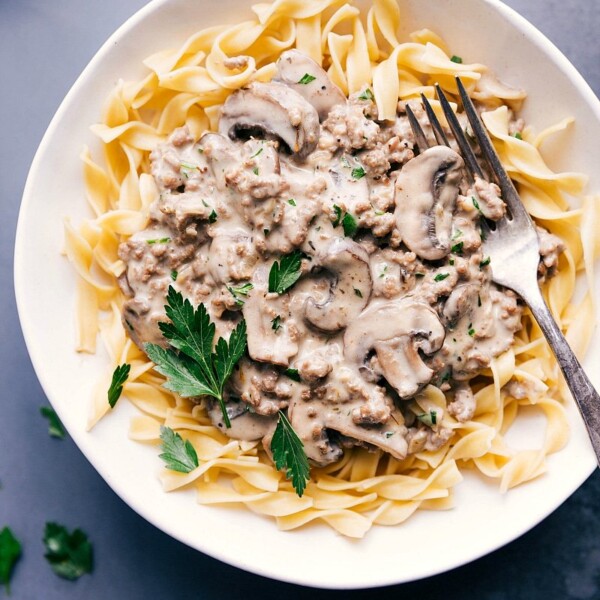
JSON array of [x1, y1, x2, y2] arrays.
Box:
[[63, 0, 599, 538]]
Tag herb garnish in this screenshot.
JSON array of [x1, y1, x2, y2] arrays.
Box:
[[40, 406, 66, 439], [351, 166, 366, 179], [144, 286, 247, 428], [271, 315, 282, 332], [468, 323, 476, 337], [43, 523, 93, 581], [513, 132, 523, 140], [341, 212, 358, 237], [250, 147, 263, 158], [227, 282, 254, 306], [354, 288, 363, 298], [147, 237, 171, 245], [451, 241, 464, 254], [283, 368, 301, 382], [268, 251, 303, 294], [288, 198, 297, 206], [159, 425, 199, 473], [0, 527, 21, 593], [272, 412, 310, 496], [108, 363, 130, 408], [332, 204, 343, 227], [479, 256, 491, 268], [450, 55, 463, 64], [417, 410, 438, 427], [298, 73, 316, 84], [434, 273, 449, 282], [472, 196, 481, 212], [252, 167, 259, 176], [358, 88, 375, 101], [209, 209, 218, 223]]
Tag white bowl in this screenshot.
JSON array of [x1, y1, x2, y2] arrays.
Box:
[[14, 0, 600, 589]]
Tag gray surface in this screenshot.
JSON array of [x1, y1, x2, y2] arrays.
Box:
[[2, 0, 600, 598]]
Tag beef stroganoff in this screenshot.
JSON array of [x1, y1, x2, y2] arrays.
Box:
[[64, 0, 598, 537]]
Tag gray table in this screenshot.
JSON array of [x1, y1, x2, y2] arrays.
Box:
[[2, 1, 600, 598]]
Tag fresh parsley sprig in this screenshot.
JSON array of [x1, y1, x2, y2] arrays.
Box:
[[43, 523, 93, 581], [268, 251, 303, 294], [108, 363, 130, 408], [272, 412, 310, 497], [145, 286, 247, 428], [0, 527, 21, 593], [159, 426, 199, 473], [40, 406, 66, 439]]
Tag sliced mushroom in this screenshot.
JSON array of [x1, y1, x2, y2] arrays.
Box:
[[344, 298, 446, 398], [241, 266, 299, 366], [304, 238, 371, 332], [274, 50, 346, 121], [219, 81, 320, 158], [207, 398, 277, 441], [395, 146, 464, 260]]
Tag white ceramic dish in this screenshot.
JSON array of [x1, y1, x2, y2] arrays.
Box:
[[14, 0, 600, 589]]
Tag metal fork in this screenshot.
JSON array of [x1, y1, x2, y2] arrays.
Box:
[[406, 78, 600, 463]]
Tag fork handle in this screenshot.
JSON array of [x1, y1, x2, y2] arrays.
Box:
[[526, 286, 600, 461]]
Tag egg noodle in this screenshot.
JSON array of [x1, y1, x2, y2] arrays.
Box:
[[64, 0, 599, 538]]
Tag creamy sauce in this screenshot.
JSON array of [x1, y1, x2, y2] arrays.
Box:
[[119, 50, 563, 466]]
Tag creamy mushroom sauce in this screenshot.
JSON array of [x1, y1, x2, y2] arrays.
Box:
[[118, 50, 564, 466]]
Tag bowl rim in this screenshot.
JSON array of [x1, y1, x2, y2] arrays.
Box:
[[14, 0, 600, 589]]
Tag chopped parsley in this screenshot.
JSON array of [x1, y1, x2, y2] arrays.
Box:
[[271, 315, 282, 332], [252, 167, 259, 176], [250, 146, 264, 158], [268, 251, 303, 294], [358, 88, 375, 101], [472, 196, 481, 212], [513, 132, 523, 140], [146, 237, 171, 245], [434, 273, 449, 282], [288, 198, 297, 206], [107, 363, 131, 409], [43, 523, 93, 581], [271, 412, 310, 497], [40, 406, 66, 439], [227, 282, 254, 306], [351, 166, 366, 179], [209, 209, 218, 223], [283, 368, 301, 382], [332, 204, 343, 227], [354, 288, 363, 298], [450, 55, 463, 64], [417, 410, 438, 427], [379, 264, 388, 278], [468, 323, 476, 337], [0, 527, 22, 593], [451, 241, 464, 254], [298, 73, 316, 84], [170, 269, 178, 281], [341, 212, 358, 238], [479, 256, 491, 268], [159, 425, 199, 473], [144, 287, 247, 428]]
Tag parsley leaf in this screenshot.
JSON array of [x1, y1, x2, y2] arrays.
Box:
[[480, 256, 491, 268], [351, 166, 366, 179], [250, 146, 263, 158], [268, 251, 303, 294], [451, 241, 464, 254], [145, 286, 247, 428], [450, 55, 463, 64], [472, 196, 481, 212], [288, 198, 297, 206], [298, 73, 316, 84], [434, 273, 449, 282], [417, 410, 438, 427], [332, 204, 343, 227], [271, 315, 282, 332], [227, 282, 254, 306], [358, 88, 374, 101], [271, 412, 310, 497], [283, 368, 301, 382], [513, 132, 523, 140], [209, 209, 218, 223], [43, 523, 93, 581], [159, 425, 199, 473], [341, 213, 358, 238], [354, 288, 363, 298], [170, 269, 178, 281], [40, 406, 66, 439], [147, 237, 171, 245], [108, 363, 130, 408], [0, 527, 21, 594]]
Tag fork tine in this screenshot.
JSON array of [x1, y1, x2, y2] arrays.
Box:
[[405, 103, 430, 152], [455, 77, 531, 222], [420, 94, 450, 147], [434, 84, 484, 180]]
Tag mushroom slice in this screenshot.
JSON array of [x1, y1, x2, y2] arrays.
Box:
[[344, 299, 445, 398], [304, 238, 371, 332], [274, 50, 346, 121], [242, 266, 299, 366], [219, 81, 320, 158], [395, 146, 464, 260]]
